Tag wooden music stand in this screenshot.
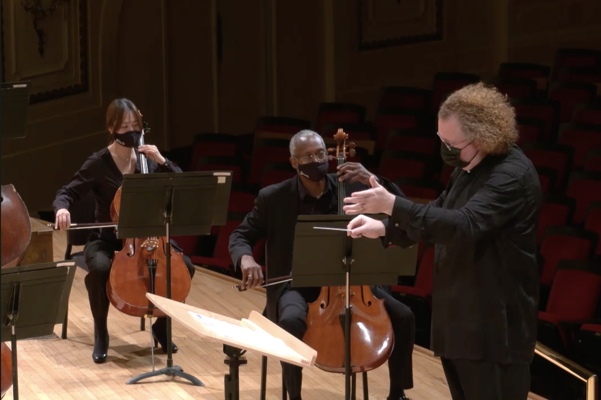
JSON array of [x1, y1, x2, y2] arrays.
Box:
[[146, 293, 317, 400]]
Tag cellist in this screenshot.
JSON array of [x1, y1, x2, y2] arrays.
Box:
[[53, 98, 196, 364], [228, 130, 415, 400]]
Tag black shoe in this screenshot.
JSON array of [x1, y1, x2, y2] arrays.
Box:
[[92, 330, 109, 364], [153, 333, 179, 354]]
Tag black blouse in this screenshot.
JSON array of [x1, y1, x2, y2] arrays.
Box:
[[53, 147, 181, 241]]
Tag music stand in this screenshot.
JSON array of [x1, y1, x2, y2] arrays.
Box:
[[116, 171, 232, 386], [1, 81, 30, 140], [1, 261, 75, 400], [291, 214, 417, 400]]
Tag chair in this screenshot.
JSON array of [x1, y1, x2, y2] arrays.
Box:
[[194, 155, 244, 185], [547, 81, 598, 124], [394, 178, 444, 201], [431, 72, 481, 113], [498, 62, 550, 80], [321, 122, 375, 141], [521, 142, 574, 192], [537, 195, 575, 244], [538, 262, 601, 353], [386, 128, 438, 157], [248, 139, 291, 186], [557, 122, 601, 170], [255, 116, 311, 135], [315, 103, 366, 133], [535, 167, 558, 195], [575, 322, 601, 373], [584, 149, 601, 172], [377, 86, 431, 111], [555, 66, 601, 84], [489, 76, 537, 99], [538, 226, 597, 288], [190, 133, 239, 171], [374, 108, 428, 151], [584, 201, 601, 258], [552, 48, 601, 79], [572, 102, 601, 125], [62, 190, 98, 339], [511, 98, 560, 141], [391, 245, 435, 348], [228, 191, 257, 214], [515, 116, 545, 146], [566, 171, 601, 224], [260, 163, 296, 188], [379, 151, 433, 181]]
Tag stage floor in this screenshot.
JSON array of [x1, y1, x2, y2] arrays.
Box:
[[2, 229, 546, 400]]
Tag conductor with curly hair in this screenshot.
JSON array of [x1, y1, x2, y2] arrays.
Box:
[[342, 83, 542, 400]]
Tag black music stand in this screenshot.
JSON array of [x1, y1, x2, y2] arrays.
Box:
[[116, 171, 232, 386], [291, 214, 418, 400], [1, 261, 75, 400], [1, 81, 30, 139]]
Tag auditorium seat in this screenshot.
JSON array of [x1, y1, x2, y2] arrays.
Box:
[[522, 142, 574, 193], [557, 122, 601, 170], [537, 195, 575, 244], [377, 86, 432, 111], [566, 171, 601, 224], [315, 102, 366, 133]]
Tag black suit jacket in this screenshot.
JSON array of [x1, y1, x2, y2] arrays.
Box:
[[229, 173, 405, 322]]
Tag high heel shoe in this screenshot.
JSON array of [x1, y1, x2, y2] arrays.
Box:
[[93, 330, 109, 364], [153, 333, 178, 354]]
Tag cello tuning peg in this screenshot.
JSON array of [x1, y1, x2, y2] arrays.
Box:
[[327, 147, 335, 152], [349, 149, 356, 158]]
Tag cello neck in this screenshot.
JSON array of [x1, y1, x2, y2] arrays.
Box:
[[337, 152, 345, 215], [139, 122, 149, 174]]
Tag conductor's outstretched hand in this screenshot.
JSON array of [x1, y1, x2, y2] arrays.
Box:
[[343, 175, 395, 216]]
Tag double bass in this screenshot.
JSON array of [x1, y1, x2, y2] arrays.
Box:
[[1, 184, 32, 397], [106, 120, 192, 318], [302, 129, 395, 373]]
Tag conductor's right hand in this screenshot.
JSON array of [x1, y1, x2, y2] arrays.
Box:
[[55, 208, 71, 230], [240, 255, 264, 290]]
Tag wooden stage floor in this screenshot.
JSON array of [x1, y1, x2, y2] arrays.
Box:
[[2, 229, 546, 400]]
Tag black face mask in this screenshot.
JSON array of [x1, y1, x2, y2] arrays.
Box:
[[297, 161, 329, 182], [440, 142, 479, 168], [113, 130, 141, 148]]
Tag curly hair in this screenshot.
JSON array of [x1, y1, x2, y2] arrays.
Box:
[[438, 82, 518, 155]]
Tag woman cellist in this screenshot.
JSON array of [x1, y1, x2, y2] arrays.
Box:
[[53, 98, 195, 364]]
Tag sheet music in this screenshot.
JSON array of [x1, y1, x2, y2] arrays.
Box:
[[189, 311, 303, 359]]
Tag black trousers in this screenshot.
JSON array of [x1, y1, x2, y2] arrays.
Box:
[[440, 358, 531, 400], [277, 286, 415, 400], [83, 238, 195, 337]]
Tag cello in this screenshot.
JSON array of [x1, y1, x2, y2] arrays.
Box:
[[106, 120, 192, 318], [1, 184, 32, 397], [302, 129, 395, 374]]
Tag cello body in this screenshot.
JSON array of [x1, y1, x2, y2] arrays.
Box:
[[303, 129, 395, 374], [1, 343, 11, 399], [1, 184, 31, 397], [105, 122, 192, 318], [1, 184, 32, 268], [303, 285, 394, 373]]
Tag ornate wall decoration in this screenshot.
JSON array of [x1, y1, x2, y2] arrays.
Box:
[[1, 0, 89, 104], [358, 0, 443, 51]]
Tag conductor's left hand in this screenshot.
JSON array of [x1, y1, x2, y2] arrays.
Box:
[[343, 175, 396, 216], [138, 144, 166, 165]]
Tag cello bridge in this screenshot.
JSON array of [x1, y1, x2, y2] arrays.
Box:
[[336, 288, 355, 298]]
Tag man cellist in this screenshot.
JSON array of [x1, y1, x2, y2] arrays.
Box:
[[229, 130, 415, 400]]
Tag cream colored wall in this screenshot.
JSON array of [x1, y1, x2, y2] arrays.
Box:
[[1, 0, 124, 213]]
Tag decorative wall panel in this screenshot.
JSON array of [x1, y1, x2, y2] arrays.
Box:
[[1, 0, 88, 103], [358, 0, 443, 51]]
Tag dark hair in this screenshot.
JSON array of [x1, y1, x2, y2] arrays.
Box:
[[106, 98, 143, 143]]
